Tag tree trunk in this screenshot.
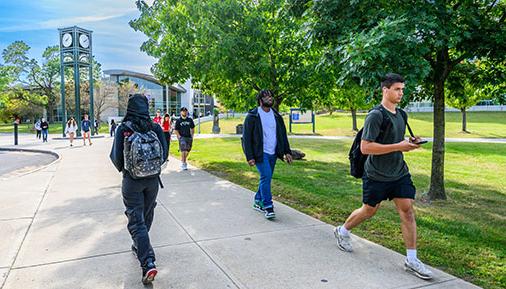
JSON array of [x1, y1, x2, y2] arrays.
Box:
[[428, 77, 447, 200], [351, 108, 358, 131], [461, 108, 467, 132]]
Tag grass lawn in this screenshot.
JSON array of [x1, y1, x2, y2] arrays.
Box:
[[170, 137, 506, 288], [200, 111, 506, 138]]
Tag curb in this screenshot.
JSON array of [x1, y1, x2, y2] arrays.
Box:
[[0, 147, 61, 179]]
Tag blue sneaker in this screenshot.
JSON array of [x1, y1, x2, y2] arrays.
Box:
[[253, 200, 264, 212]]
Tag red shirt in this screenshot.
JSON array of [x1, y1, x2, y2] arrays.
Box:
[[153, 116, 162, 125], [162, 119, 170, 132]]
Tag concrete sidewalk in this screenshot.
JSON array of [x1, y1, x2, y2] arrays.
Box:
[[0, 137, 480, 289]]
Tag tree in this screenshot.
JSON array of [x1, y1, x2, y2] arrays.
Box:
[[334, 82, 370, 132], [308, 0, 506, 200], [445, 63, 482, 133], [1, 41, 30, 83], [130, 0, 322, 111]]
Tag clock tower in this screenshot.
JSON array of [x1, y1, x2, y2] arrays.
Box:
[[58, 26, 94, 137]]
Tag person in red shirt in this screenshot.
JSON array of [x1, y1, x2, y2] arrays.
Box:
[[153, 110, 162, 126], [162, 113, 171, 152]]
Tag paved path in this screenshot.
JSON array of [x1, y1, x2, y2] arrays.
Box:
[[0, 137, 481, 288]]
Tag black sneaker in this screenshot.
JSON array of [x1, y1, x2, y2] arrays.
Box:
[[264, 207, 276, 219], [131, 244, 138, 258], [142, 259, 158, 285]]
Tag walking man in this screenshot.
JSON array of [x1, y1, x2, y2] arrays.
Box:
[[40, 118, 49, 142], [242, 90, 292, 219], [174, 107, 195, 171], [81, 113, 92, 146], [110, 94, 168, 285], [334, 73, 433, 280]]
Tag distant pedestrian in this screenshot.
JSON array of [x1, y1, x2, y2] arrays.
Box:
[[153, 110, 162, 126], [162, 113, 171, 153], [110, 119, 117, 137], [81, 113, 92, 146], [34, 119, 41, 139], [110, 94, 168, 285], [174, 107, 195, 170], [242, 89, 292, 219], [334, 73, 433, 280], [40, 118, 49, 142], [65, 117, 78, 146], [94, 119, 99, 135]]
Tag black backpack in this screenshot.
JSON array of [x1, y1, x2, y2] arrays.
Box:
[[349, 106, 414, 178]]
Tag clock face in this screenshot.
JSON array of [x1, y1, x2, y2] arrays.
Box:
[[79, 34, 89, 48], [62, 33, 72, 47]]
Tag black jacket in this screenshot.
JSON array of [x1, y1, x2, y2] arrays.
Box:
[[242, 107, 291, 163], [109, 94, 168, 178]]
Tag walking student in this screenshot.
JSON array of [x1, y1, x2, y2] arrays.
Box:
[[65, 117, 78, 146], [242, 89, 292, 219], [334, 73, 433, 280], [153, 110, 162, 126], [81, 113, 92, 146], [34, 118, 41, 139], [40, 118, 49, 142], [110, 94, 168, 285], [174, 107, 195, 171], [110, 119, 117, 137], [162, 113, 171, 153]]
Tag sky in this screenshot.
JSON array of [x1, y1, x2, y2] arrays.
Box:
[[0, 0, 156, 75]]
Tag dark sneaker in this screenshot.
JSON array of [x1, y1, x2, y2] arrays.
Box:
[[142, 260, 158, 285], [404, 258, 433, 280], [253, 200, 264, 212], [264, 207, 276, 219], [131, 244, 138, 258]]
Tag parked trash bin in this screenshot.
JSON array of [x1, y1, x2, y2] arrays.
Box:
[[236, 124, 243, 135]]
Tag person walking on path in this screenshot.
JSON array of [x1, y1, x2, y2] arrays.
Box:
[[110, 94, 168, 285], [153, 110, 162, 127], [110, 119, 117, 137], [242, 89, 292, 219], [40, 118, 49, 142], [34, 119, 41, 139], [94, 119, 99, 135], [81, 113, 92, 146], [334, 73, 433, 280], [162, 113, 171, 153], [65, 117, 78, 146], [174, 107, 195, 171]]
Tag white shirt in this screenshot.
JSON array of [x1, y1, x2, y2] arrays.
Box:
[[65, 123, 78, 134], [258, 107, 277, 155]]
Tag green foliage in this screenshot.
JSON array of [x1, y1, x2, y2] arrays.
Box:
[[0, 88, 47, 122], [1, 41, 30, 81], [445, 62, 482, 111], [130, 0, 323, 110]]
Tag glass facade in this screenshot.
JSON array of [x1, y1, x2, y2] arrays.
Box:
[[117, 76, 166, 115]]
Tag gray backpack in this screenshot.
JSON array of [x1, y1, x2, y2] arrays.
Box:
[[123, 121, 163, 179]]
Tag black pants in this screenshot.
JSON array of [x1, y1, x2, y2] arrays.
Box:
[[163, 131, 171, 152], [36, 130, 41, 139], [122, 176, 159, 267]]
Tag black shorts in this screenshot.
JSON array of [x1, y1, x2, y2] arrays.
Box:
[[362, 174, 416, 207]]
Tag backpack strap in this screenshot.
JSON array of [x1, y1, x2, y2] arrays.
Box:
[[398, 109, 415, 138], [123, 121, 137, 133]]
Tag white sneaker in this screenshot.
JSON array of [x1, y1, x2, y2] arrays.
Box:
[[181, 163, 188, 170], [334, 226, 353, 252], [405, 258, 433, 280]]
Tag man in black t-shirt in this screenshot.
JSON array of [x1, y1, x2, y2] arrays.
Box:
[[334, 73, 433, 280], [174, 107, 195, 171]]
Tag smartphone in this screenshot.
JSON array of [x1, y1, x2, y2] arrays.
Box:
[[414, 140, 428, 145]]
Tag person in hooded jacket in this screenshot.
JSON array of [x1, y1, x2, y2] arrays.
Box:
[[110, 94, 168, 285]]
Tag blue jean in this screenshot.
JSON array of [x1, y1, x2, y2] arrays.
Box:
[[255, 153, 277, 209], [122, 176, 158, 266], [42, 129, 48, 142]]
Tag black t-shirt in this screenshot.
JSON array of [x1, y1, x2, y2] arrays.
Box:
[[175, 117, 195, 137], [41, 121, 49, 130], [361, 106, 409, 182]]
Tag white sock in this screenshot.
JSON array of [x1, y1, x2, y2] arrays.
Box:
[[406, 249, 417, 262], [339, 225, 350, 236]]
